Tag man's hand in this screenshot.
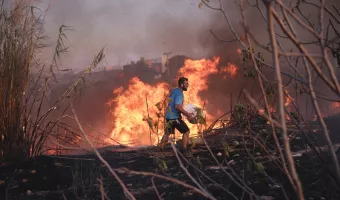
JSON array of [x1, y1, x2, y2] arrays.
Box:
[[175, 104, 195, 121], [185, 112, 195, 121]]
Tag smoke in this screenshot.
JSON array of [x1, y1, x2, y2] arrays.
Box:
[[37, 0, 281, 68], [37, 0, 230, 70], [37, 0, 272, 126], [35, 0, 339, 138]]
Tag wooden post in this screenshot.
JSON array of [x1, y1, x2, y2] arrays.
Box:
[[146, 95, 152, 145]]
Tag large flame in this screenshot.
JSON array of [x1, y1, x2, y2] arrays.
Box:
[[107, 57, 235, 146]]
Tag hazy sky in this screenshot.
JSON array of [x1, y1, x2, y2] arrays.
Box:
[[37, 0, 243, 70]]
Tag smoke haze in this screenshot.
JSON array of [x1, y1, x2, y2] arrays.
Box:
[[37, 0, 243, 70]]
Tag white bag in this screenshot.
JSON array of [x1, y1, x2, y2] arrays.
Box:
[[183, 104, 199, 124]]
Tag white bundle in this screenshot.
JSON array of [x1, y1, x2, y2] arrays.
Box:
[[183, 104, 199, 124]]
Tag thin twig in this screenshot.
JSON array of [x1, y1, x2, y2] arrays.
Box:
[[268, 4, 304, 199], [70, 103, 136, 200], [114, 167, 216, 200], [151, 177, 163, 200], [170, 142, 216, 199], [302, 56, 340, 184], [239, 0, 295, 190]]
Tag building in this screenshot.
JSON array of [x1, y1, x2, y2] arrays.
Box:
[[145, 57, 162, 73]]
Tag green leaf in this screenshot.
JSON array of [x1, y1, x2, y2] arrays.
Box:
[[222, 141, 230, 158], [165, 120, 173, 129], [197, 116, 206, 125], [167, 106, 172, 114], [255, 162, 265, 173], [161, 160, 168, 171], [146, 118, 154, 131], [155, 158, 168, 171], [155, 102, 162, 111], [194, 107, 206, 124]]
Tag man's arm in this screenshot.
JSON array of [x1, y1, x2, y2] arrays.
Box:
[[175, 104, 191, 117], [173, 93, 193, 120]]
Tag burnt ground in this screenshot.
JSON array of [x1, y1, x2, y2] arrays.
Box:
[[1, 120, 340, 200]]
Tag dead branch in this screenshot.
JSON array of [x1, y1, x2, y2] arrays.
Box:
[[70, 103, 136, 200], [199, 128, 260, 199], [114, 167, 221, 200], [151, 176, 163, 200], [273, 3, 340, 95], [170, 143, 216, 199], [268, 3, 304, 199], [176, 149, 239, 199], [239, 0, 295, 191], [302, 56, 340, 184]]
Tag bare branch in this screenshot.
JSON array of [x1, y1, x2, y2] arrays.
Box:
[[170, 143, 216, 199], [151, 177, 163, 200], [276, 0, 321, 39], [271, 8, 340, 95], [114, 167, 217, 200], [239, 0, 296, 192], [209, 29, 238, 43], [302, 56, 340, 184], [70, 103, 136, 200]]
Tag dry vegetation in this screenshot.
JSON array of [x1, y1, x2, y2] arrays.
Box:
[[1, 0, 340, 200], [0, 0, 105, 162], [197, 0, 340, 199]]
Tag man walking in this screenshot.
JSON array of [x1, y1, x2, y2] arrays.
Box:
[[160, 77, 194, 156]]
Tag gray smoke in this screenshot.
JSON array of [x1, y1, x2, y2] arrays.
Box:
[[37, 0, 244, 70], [36, 0, 340, 126]]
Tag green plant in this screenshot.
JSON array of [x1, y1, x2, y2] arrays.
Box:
[[194, 107, 207, 125], [231, 104, 247, 128], [154, 157, 168, 171]]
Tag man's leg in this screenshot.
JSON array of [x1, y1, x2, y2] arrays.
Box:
[[160, 134, 170, 150], [160, 119, 174, 151], [182, 130, 190, 150], [175, 119, 190, 152]]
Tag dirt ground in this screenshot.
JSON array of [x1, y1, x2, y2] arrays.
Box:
[[1, 124, 340, 200]]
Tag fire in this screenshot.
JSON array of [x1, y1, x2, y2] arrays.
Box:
[[108, 57, 234, 146], [220, 62, 237, 79], [108, 78, 170, 145], [285, 90, 293, 107], [328, 102, 340, 115], [313, 113, 328, 121], [330, 102, 340, 109]]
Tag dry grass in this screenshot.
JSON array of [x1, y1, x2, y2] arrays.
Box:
[[0, 1, 43, 161], [0, 1, 105, 163]]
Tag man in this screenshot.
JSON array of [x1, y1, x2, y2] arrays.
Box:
[[160, 77, 194, 155]]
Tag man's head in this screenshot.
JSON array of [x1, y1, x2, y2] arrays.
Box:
[[178, 77, 189, 91]]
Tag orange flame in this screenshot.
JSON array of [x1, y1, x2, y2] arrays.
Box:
[[237, 48, 242, 54], [107, 57, 231, 146], [220, 62, 237, 79], [285, 90, 293, 107], [330, 102, 340, 109]]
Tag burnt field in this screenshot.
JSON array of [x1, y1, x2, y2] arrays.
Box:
[[2, 1, 340, 200], [1, 114, 340, 200]]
